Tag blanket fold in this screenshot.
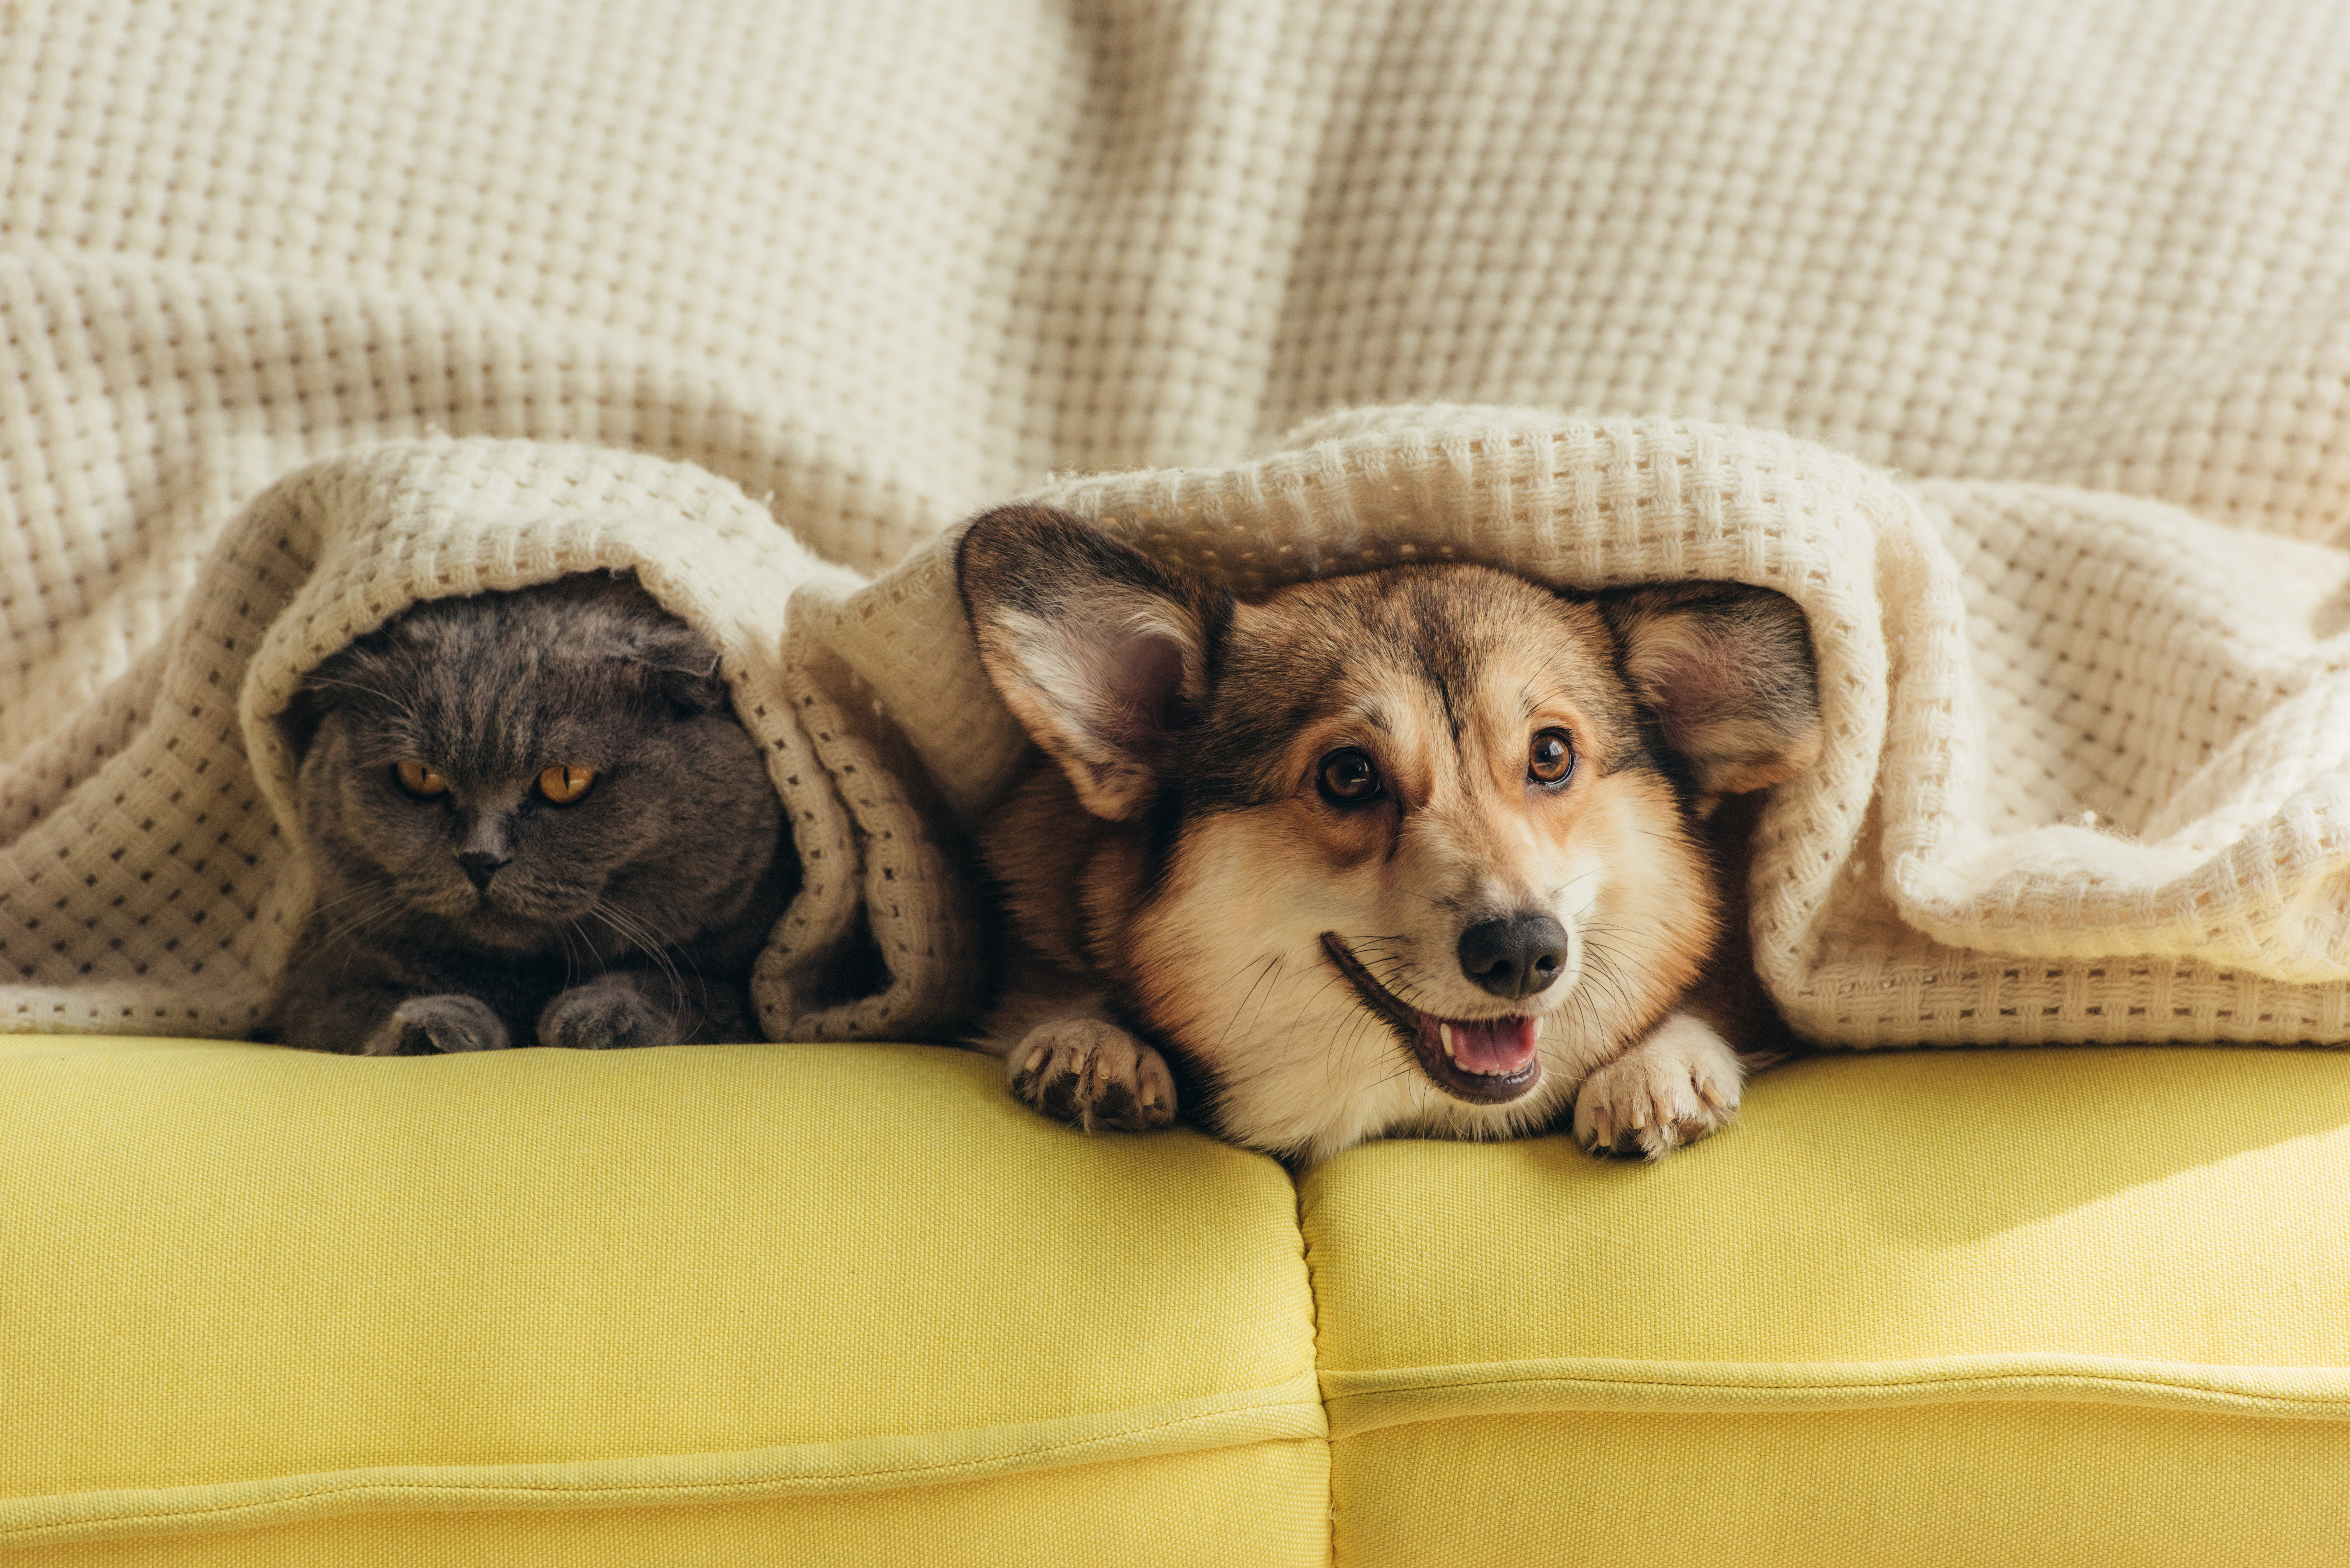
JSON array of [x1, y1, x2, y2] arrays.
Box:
[[0, 437, 979, 1043], [3, 415, 2345, 1049], [807, 406, 2350, 1048], [6, 0, 2350, 1049]]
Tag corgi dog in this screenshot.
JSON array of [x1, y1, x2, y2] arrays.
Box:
[[956, 505, 1822, 1164]]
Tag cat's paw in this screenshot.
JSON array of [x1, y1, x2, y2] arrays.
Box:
[[538, 974, 681, 1051], [1007, 1016, 1177, 1133], [1573, 1012, 1742, 1160], [361, 994, 511, 1056]]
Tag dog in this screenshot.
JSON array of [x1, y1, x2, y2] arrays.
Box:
[[956, 504, 1822, 1164]]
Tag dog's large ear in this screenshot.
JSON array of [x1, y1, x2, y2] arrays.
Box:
[[957, 504, 1228, 821], [1601, 582, 1823, 797]]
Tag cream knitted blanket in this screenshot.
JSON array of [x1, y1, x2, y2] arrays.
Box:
[[0, 437, 977, 1040], [4, 0, 2348, 1044], [810, 407, 2350, 1046]]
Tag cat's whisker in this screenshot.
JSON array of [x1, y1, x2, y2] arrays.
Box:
[[300, 674, 414, 713], [588, 897, 694, 1028], [558, 917, 596, 992], [315, 893, 401, 952]]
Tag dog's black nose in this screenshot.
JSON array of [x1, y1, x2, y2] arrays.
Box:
[[1458, 913, 1569, 1000], [458, 850, 509, 892]]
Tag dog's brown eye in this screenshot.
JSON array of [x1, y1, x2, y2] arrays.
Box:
[[1528, 729, 1574, 785], [537, 764, 597, 805], [393, 761, 448, 798], [1317, 748, 1382, 805]]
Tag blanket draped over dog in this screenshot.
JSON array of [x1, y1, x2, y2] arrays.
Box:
[[809, 407, 2350, 1047], [3, 0, 2348, 1045]]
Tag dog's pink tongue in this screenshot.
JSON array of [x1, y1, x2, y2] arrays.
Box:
[[1447, 1016, 1540, 1075]]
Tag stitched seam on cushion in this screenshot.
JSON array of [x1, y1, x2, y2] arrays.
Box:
[[1322, 1369, 2350, 1404], [1314, 1359, 2350, 1440], [1325, 1363, 2350, 1401], [0, 1391, 1329, 1544], [1294, 1178, 1336, 1568]]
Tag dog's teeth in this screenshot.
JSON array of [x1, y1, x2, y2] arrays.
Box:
[[1440, 1023, 1456, 1059]]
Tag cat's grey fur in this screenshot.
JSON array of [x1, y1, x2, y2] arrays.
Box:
[[272, 573, 798, 1055]]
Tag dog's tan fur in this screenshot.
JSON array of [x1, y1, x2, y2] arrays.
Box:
[[959, 505, 1820, 1163]]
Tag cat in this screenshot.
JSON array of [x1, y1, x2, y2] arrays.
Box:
[[271, 573, 799, 1055]]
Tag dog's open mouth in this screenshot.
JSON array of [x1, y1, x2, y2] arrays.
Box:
[[1319, 933, 1544, 1105]]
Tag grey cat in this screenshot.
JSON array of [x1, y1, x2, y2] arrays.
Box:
[[272, 573, 799, 1055]]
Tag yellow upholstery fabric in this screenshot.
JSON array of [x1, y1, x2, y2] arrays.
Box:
[[0, 1041, 1324, 1563], [1303, 1048, 2350, 1565], [1335, 1407, 2350, 1567], [19, 1445, 1330, 1568], [10, 1041, 2349, 1562]]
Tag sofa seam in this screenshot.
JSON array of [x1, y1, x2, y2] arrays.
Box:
[[1291, 1173, 1337, 1568], [0, 1390, 1329, 1545], [1312, 1359, 2350, 1442], [1320, 1368, 2350, 1405]]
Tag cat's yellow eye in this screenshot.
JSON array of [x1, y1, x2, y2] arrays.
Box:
[[537, 764, 597, 805], [393, 760, 448, 797]]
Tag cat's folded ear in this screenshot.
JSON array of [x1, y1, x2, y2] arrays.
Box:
[[1599, 581, 1823, 798], [621, 618, 729, 717], [580, 578, 728, 716], [279, 638, 391, 759], [280, 684, 330, 758], [957, 504, 1231, 821]]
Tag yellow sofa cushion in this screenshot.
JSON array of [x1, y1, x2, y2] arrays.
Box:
[[1302, 1047, 2350, 1566], [15, 1038, 2347, 1563], [0, 1040, 1325, 1564]]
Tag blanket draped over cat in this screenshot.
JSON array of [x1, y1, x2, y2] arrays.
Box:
[[3, 0, 2348, 1044], [0, 440, 978, 1043], [1, 423, 2342, 1047]]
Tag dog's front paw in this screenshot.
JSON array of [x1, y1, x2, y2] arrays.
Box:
[[361, 994, 510, 1056], [538, 975, 680, 1051], [1008, 1016, 1177, 1132], [1573, 1013, 1741, 1160]]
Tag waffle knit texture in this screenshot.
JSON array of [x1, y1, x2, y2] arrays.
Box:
[[0, 437, 977, 1040], [3, 0, 2348, 1043], [815, 409, 2350, 1045]]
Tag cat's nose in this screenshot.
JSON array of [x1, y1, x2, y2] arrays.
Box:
[[457, 850, 509, 892]]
